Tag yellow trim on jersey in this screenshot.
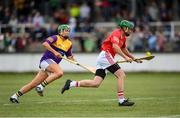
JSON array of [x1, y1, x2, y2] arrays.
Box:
[[46, 37, 55, 43], [52, 35, 72, 52]]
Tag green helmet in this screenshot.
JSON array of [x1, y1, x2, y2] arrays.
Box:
[[118, 20, 134, 29], [58, 24, 70, 33]]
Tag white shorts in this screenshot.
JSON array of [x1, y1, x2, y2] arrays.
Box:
[[96, 51, 116, 69], [39, 59, 56, 71]]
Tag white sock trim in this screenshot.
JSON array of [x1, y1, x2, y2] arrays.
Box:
[[119, 98, 125, 103], [70, 81, 77, 88], [12, 94, 18, 99]]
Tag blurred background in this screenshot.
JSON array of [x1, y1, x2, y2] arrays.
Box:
[[0, 0, 180, 53], [0, 0, 180, 72]]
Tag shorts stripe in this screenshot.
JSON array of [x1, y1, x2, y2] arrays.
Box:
[[39, 59, 56, 71], [105, 52, 114, 64], [46, 59, 55, 64]]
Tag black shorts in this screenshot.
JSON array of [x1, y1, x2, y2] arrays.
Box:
[[106, 63, 121, 74], [95, 63, 121, 79]]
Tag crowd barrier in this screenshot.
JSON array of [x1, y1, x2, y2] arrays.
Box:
[[0, 53, 179, 72]]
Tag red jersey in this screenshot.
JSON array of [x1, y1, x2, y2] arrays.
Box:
[[101, 28, 126, 58]]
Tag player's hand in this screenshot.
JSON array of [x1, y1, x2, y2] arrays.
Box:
[[54, 51, 62, 58], [124, 56, 133, 63], [134, 59, 143, 63], [67, 56, 77, 62]]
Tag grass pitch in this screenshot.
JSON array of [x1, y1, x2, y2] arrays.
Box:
[[0, 72, 180, 117]]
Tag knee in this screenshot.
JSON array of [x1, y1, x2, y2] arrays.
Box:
[[55, 71, 64, 78], [121, 73, 126, 79], [117, 71, 126, 79]]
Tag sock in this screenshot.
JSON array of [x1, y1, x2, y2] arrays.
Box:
[[41, 80, 48, 87], [70, 81, 79, 88], [117, 91, 125, 103], [15, 91, 23, 98], [37, 84, 44, 89]]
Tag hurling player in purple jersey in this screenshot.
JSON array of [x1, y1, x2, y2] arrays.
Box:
[[10, 24, 76, 103]]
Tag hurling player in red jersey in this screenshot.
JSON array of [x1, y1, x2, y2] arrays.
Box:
[[61, 20, 142, 106]]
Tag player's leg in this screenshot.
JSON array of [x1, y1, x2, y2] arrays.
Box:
[[10, 70, 48, 103], [104, 51, 134, 106], [61, 51, 109, 94], [43, 63, 63, 84], [61, 69, 106, 94], [35, 59, 63, 96], [107, 63, 134, 106], [36, 63, 63, 96]]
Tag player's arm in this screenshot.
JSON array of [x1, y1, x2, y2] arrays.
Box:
[[121, 47, 142, 63], [66, 45, 77, 61], [112, 36, 133, 62], [43, 37, 62, 58], [121, 47, 134, 59]]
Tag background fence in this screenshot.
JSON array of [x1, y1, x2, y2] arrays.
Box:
[[0, 53, 179, 72]]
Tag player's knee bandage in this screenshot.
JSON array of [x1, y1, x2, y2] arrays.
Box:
[[95, 69, 106, 79], [106, 63, 121, 74]]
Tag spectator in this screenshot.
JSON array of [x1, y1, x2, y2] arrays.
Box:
[[148, 33, 157, 51], [53, 9, 69, 24], [159, 2, 172, 21], [0, 34, 4, 51], [69, 3, 80, 18], [59, 9, 69, 24], [49, 0, 60, 12], [131, 26, 144, 51], [32, 11, 45, 31], [156, 31, 166, 52], [80, 2, 91, 21], [99, 0, 111, 21], [147, 2, 159, 21], [173, 32, 180, 51], [2, 7, 11, 24], [9, 15, 18, 33], [0, 5, 4, 24], [4, 32, 13, 52], [15, 36, 26, 52], [0, 0, 179, 53], [69, 16, 77, 38], [47, 23, 58, 36]]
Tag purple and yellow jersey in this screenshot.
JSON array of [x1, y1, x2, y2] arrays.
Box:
[[40, 35, 72, 64]]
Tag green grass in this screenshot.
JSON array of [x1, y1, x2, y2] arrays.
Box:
[[0, 72, 180, 117]]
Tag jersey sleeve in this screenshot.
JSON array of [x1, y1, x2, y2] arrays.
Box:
[[111, 30, 126, 48], [65, 45, 73, 57], [110, 30, 121, 45], [45, 35, 57, 44]]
